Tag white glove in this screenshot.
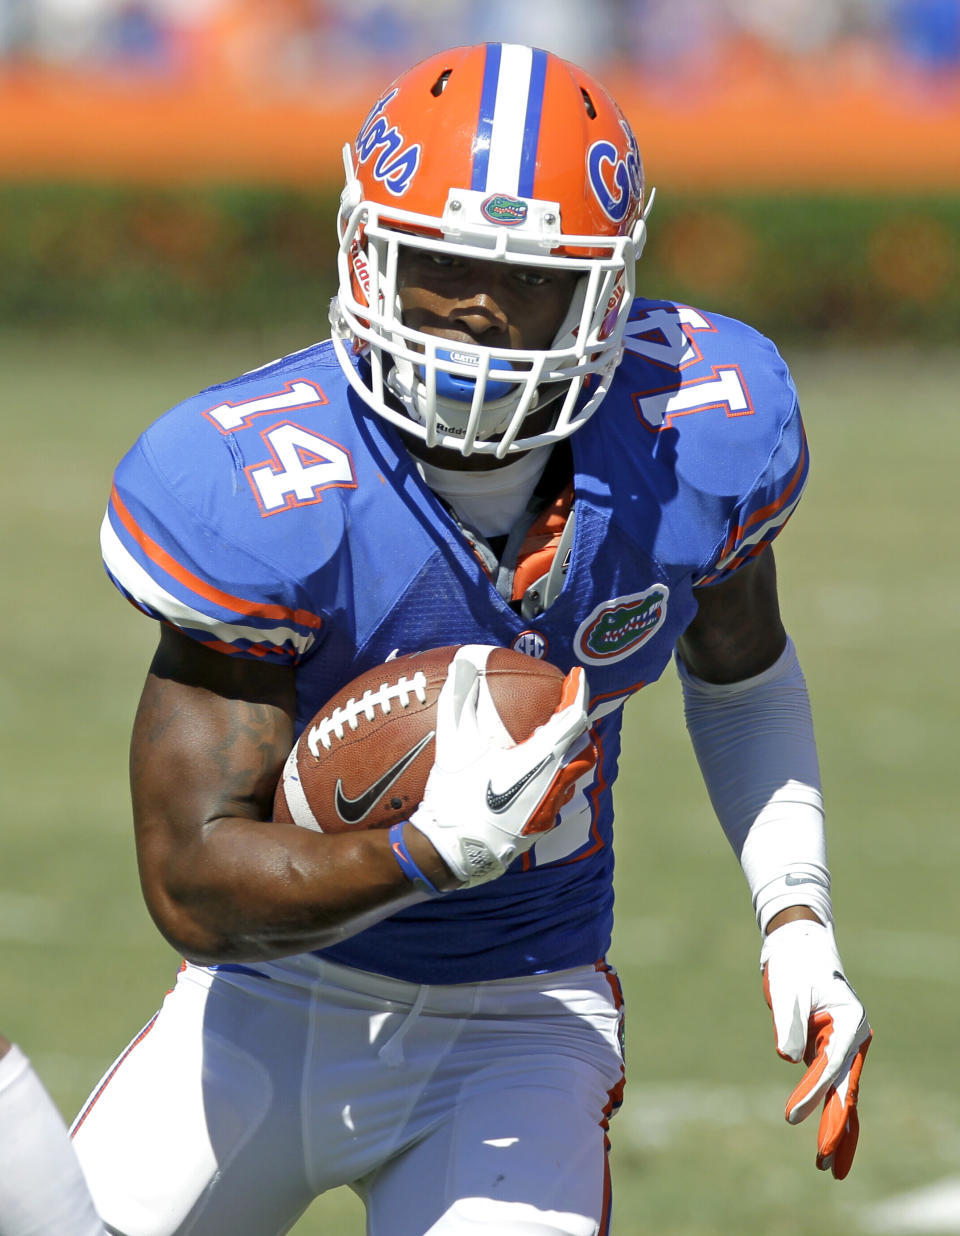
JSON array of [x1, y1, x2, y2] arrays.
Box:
[[761, 919, 872, 1179], [409, 647, 596, 887]]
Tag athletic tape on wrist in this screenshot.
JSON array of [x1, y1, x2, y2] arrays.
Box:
[[389, 822, 445, 896]]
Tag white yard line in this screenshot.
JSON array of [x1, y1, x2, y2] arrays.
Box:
[[862, 1177, 960, 1234]]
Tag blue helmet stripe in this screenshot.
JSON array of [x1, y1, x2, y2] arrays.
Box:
[[518, 47, 548, 198], [472, 42, 502, 191]]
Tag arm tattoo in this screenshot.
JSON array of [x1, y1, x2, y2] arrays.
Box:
[[206, 699, 291, 812], [132, 673, 294, 822]]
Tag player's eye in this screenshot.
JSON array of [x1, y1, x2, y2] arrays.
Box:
[[512, 267, 550, 288], [425, 252, 461, 269], [398, 249, 463, 280]]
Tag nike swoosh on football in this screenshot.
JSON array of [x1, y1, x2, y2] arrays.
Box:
[[334, 731, 435, 825], [485, 756, 552, 814]]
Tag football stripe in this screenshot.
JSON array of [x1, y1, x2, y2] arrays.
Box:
[[280, 745, 324, 832]]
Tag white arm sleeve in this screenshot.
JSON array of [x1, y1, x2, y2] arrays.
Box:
[[0, 1044, 104, 1236], [677, 636, 834, 934]]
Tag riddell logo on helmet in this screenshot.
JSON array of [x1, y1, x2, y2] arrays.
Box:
[[601, 284, 625, 338], [355, 89, 421, 197], [480, 195, 529, 226], [349, 240, 370, 298]]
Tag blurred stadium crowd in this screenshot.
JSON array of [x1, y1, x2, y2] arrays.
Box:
[[0, 0, 958, 89]]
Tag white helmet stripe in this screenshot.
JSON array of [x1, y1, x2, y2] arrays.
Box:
[[472, 44, 546, 196]]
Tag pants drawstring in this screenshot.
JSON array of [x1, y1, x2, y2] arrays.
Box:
[[378, 985, 429, 1066]]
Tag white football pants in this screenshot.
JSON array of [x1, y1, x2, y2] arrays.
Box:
[[71, 954, 626, 1236]]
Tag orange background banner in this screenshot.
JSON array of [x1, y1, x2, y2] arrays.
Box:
[[2, 67, 958, 190]]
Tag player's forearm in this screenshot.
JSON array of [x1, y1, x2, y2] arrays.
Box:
[[140, 817, 456, 963], [129, 649, 458, 960], [678, 635, 834, 932]]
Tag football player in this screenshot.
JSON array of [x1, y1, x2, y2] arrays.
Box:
[[0, 1034, 104, 1235], [72, 43, 871, 1236]]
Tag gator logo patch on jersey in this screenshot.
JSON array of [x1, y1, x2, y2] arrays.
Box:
[[575, 585, 668, 664]]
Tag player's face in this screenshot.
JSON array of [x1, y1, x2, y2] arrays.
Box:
[[397, 251, 579, 353]]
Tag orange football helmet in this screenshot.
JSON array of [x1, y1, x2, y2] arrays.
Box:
[[329, 42, 653, 457]]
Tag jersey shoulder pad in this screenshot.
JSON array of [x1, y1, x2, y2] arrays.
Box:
[[618, 297, 797, 432], [100, 341, 353, 663], [616, 298, 808, 584]]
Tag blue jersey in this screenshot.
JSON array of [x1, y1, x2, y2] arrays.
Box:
[[101, 298, 808, 984]]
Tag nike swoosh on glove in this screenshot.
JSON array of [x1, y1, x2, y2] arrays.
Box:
[[761, 919, 872, 1179], [409, 646, 597, 887]]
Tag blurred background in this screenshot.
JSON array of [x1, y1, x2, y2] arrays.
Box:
[[1, 3, 958, 1234], [1, 0, 958, 340]]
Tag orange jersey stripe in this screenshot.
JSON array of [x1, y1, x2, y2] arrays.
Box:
[[717, 429, 808, 563], [109, 484, 324, 631]]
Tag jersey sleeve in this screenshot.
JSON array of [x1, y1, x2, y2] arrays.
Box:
[[100, 432, 326, 664], [692, 356, 809, 588]]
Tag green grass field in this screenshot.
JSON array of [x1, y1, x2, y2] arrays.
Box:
[[1, 330, 956, 1235]]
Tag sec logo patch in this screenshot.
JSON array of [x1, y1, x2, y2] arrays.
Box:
[[575, 586, 668, 665], [512, 630, 547, 660]]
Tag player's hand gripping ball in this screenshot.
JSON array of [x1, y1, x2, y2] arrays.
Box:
[[273, 645, 568, 833]]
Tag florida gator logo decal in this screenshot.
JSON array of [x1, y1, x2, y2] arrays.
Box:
[[575, 586, 669, 664], [481, 194, 529, 226]]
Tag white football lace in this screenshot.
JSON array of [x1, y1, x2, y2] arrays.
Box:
[[307, 673, 428, 754]]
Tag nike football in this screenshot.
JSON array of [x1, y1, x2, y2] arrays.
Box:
[[273, 644, 566, 833]]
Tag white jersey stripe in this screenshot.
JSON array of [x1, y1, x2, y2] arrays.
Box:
[[693, 492, 804, 584], [484, 43, 534, 195], [100, 514, 317, 656], [713, 493, 803, 568]]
